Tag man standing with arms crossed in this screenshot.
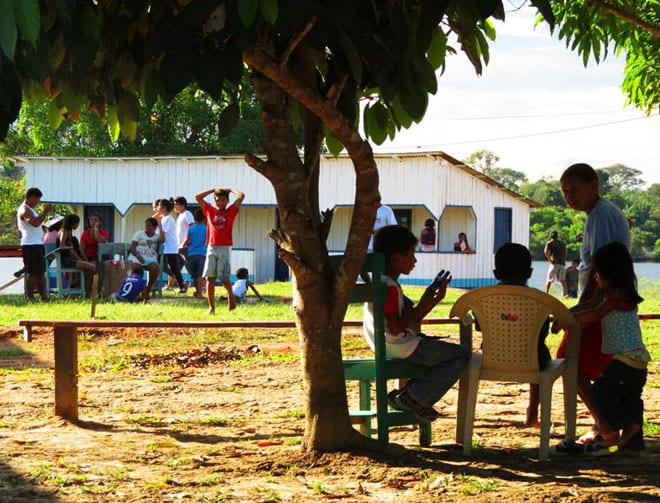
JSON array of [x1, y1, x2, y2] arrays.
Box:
[[195, 187, 245, 314], [16, 187, 53, 302]]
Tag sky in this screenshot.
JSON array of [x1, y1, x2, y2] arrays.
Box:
[[373, 6, 660, 187]]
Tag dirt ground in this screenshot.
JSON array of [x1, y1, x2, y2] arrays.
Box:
[[0, 326, 658, 503]]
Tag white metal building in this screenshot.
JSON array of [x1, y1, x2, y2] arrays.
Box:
[[17, 152, 541, 287]]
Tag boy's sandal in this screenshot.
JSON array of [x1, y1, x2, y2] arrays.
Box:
[[554, 438, 587, 455], [587, 443, 619, 456]]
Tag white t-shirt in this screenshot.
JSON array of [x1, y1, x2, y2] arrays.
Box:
[[176, 210, 194, 249], [368, 205, 397, 250], [128, 230, 160, 264], [160, 214, 179, 254], [17, 203, 42, 245], [362, 274, 421, 359], [232, 278, 248, 298]]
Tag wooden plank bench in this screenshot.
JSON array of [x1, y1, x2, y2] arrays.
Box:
[[17, 316, 470, 429]]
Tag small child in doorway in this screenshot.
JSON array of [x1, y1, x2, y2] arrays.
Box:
[[109, 266, 147, 303], [367, 225, 470, 423], [491, 243, 552, 428], [561, 242, 649, 453], [565, 259, 580, 299], [232, 268, 263, 303]]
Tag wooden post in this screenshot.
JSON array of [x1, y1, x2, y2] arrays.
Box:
[[22, 325, 32, 342], [54, 325, 78, 420], [90, 274, 98, 319]]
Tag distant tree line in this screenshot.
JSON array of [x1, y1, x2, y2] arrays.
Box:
[[0, 84, 265, 245], [466, 150, 659, 261]]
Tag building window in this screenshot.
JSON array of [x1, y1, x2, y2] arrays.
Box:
[[393, 209, 412, 231], [439, 206, 476, 252]]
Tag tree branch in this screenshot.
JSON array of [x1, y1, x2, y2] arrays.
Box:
[[586, 0, 660, 38], [320, 208, 334, 243], [244, 46, 380, 316], [280, 16, 318, 68]]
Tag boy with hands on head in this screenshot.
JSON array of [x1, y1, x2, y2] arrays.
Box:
[[195, 187, 245, 314]]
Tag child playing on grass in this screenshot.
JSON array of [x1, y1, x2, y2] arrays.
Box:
[[232, 267, 263, 303], [366, 225, 469, 423], [491, 243, 551, 428], [109, 266, 147, 303], [559, 242, 649, 454]]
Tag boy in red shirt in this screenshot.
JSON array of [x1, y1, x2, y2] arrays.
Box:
[[195, 187, 245, 314]]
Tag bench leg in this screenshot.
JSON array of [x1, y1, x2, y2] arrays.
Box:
[[358, 380, 372, 437], [54, 326, 78, 420]]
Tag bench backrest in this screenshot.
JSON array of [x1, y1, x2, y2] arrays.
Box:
[[330, 253, 387, 358]]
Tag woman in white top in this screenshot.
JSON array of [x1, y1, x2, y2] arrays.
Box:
[[174, 196, 194, 277], [158, 198, 187, 293]]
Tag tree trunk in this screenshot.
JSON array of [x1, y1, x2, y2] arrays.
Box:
[[245, 46, 382, 453]]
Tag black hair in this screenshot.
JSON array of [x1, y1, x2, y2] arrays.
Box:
[[424, 218, 435, 227], [374, 225, 418, 258], [550, 230, 558, 239], [560, 163, 599, 183], [494, 243, 531, 283], [159, 198, 174, 212], [236, 267, 249, 279], [174, 197, 187, 207], [87, 211, 102, 226], [131, 265, 145, 276], [214, 189, 230, 199], [48, 220, 63, 232], [25, 187, 43, 198], [63, 214, 80, 230], [145, 217, 158, 227], [194, 208, 205, 222], [592, 242, 643, 304]]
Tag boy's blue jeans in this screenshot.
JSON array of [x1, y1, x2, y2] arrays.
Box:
[[403, 336, 470, 408]]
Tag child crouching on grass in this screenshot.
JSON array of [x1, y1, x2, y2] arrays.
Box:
[[109, 266, 147, 303], [366, 225, 469, 423], [232, 267, 264, 303]]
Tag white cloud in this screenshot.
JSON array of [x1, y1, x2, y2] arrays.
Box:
[[375, 9, 660, 186]]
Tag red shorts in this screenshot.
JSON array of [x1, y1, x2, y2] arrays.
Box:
[[556, 321, 612, 381]]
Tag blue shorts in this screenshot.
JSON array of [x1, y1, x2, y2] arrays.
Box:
[[187, 255, 205, 280]]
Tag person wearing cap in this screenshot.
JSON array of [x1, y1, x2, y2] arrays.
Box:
[[544, 230, 567, 296], [42, 214, 64, 245], [16, 187, 53, 301]]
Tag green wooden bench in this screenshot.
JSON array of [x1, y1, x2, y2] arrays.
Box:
[[340, 253, 472, 447]]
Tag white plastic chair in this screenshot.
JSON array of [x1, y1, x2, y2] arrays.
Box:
[[450, 285, 581, 460]]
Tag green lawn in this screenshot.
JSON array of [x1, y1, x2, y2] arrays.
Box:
[[1, 280, 658, 361]]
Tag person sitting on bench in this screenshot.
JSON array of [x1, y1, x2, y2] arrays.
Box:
[[365, 224, 470, 423]]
